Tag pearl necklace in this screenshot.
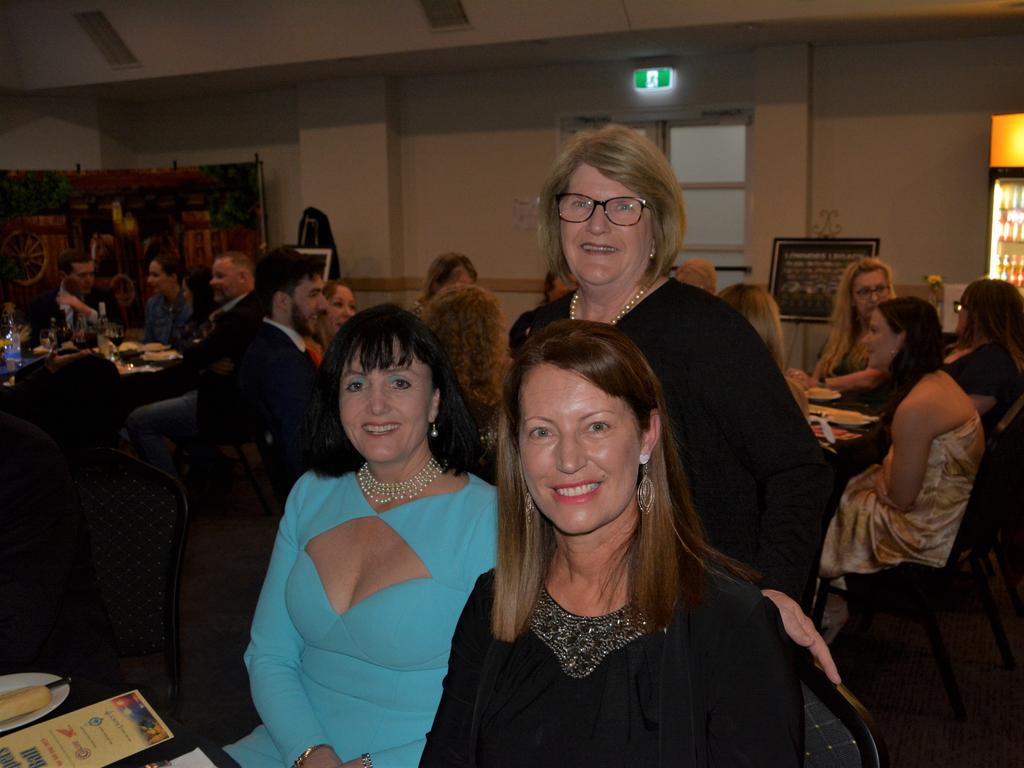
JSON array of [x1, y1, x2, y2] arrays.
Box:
[[568, 283, 648, 326], [356, 457, 443, 506]]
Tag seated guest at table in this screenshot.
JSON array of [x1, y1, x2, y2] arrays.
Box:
[[820, 297, 984, 578], [508, 271, 576, 352], [423, 283, 509, 482], [125, 252, 262, 477], [421, 321, 803, 766], [144, 253, 192, 346], [943, 277, 1024, 436], [0, 351, 121, 460], [675, 257, 718, 293], [240, 248, 327, 496], [788, 257, 895, 409], [226, 305, 494, 768], [719, 283, 810, 418], [309, 279, 357, 363], [0, 411, 119, 683], [411, 252, 477, 316], [181, 265, 217, 341], [29, 248, 123, 345]]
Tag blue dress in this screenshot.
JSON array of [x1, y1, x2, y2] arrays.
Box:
[[225, 471, 496, 768]]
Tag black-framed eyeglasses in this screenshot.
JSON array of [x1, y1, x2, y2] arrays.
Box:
[[853, 285, 890, 300], [556, 193, 648, 226]]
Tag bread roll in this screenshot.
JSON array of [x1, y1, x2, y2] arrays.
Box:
[[0, 685, 51, 722]]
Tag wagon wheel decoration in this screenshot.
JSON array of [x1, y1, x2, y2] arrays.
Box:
[[1, 230, 50, 286], [110, 273, 136, 308]]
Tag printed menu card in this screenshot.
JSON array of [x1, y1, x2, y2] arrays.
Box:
[[0, 691, 173, 768]]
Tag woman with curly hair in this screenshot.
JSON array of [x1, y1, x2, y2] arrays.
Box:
[[943, 278, 1024, 435], [422, 283, 508, 482], [788, 257, 896, 408]]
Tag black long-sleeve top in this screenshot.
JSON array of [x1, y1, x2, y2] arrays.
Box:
[[533, 280, 832, 598], [421, 571, 803, 767]]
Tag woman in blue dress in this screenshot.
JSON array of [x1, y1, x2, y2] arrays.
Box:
[[226, 305, 497, 768]]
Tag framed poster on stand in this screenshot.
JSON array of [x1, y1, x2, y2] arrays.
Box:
[[769, 238, 880, 321]]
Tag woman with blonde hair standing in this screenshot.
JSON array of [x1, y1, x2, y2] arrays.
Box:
[[528, 124, 832, 620], [788, 257, 896, 408]]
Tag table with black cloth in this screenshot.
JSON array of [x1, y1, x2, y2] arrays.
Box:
[[4, 678, 238, 768]]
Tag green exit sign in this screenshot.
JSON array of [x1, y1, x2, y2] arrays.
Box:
[[634, 67, 674, 90]]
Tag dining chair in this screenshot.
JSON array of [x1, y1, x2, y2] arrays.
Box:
[[801, 660, 888, 768], [71, 448, 189, 708], [812, 391, 1024, 720]]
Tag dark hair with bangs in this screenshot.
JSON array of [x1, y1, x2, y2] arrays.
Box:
[[491, 320, 753, 641], [304, 304, 481, 477]]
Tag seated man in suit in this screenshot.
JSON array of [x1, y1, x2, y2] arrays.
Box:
[[240, 248, 327, 497], [124, 251, 263, 477], [29, 248, 123, 344]]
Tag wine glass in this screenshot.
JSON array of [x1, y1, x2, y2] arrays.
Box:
[[106, 323, 124, 363], [73, 315, 90, 350]]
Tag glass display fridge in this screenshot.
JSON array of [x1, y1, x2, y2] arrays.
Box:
[[988, 113, 1024, 285]]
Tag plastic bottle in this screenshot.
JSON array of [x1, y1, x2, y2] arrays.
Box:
[[2, 303, 22, 372]]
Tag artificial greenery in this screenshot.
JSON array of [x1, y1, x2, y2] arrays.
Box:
[[0, 254, 26, 281], [199, 162, 260, 230], [0, 171, 72, 222]]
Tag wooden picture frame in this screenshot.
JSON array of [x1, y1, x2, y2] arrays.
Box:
[[769, 238, 880, 321]]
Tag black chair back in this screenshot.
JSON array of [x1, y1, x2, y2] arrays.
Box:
[[801, 661, 888, 768], [72, 448, 189, 704], [947, 392, 1024, 566]]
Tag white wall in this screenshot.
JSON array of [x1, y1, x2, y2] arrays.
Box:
[[4, 34, 1024, 340], [810, 35, 1024, 285], [0, 96, 103, 169]]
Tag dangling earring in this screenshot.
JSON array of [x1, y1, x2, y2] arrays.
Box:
[[525, 493, 535, 525], [430, 422, 439, 438], [637, 458, 653, 514]]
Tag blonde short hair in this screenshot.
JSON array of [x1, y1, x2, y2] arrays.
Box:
[[538, 125, 686, 283]]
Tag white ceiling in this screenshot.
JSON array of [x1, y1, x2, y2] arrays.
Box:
[[3, 0, 1024, 100]]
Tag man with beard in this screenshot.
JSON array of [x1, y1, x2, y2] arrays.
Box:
[[240, 248, 327, 496], [125, 251, 262, 477]]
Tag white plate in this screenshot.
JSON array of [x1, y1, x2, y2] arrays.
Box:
[[0, 672, 70, 733], [806, 387, 842, 402]]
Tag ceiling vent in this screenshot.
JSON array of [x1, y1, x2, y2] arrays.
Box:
[[419, 0, 471, 30], [73, 10, 141, 68]]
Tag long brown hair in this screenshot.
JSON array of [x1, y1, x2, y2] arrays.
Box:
[[491, 320, 750, 641], [818, 257, 895, 377], [951, 278, 1024, 372]]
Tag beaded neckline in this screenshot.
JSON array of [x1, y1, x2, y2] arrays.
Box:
[[530, 589, 647, 678]]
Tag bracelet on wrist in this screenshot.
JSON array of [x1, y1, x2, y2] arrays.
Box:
[[360, 754, 373, 768], [292, 744, 329, 768]]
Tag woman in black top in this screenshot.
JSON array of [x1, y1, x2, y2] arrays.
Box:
[[421, 322, 802, 767], [943, 277, 1024, 436], [527, 124, 835, 673]]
